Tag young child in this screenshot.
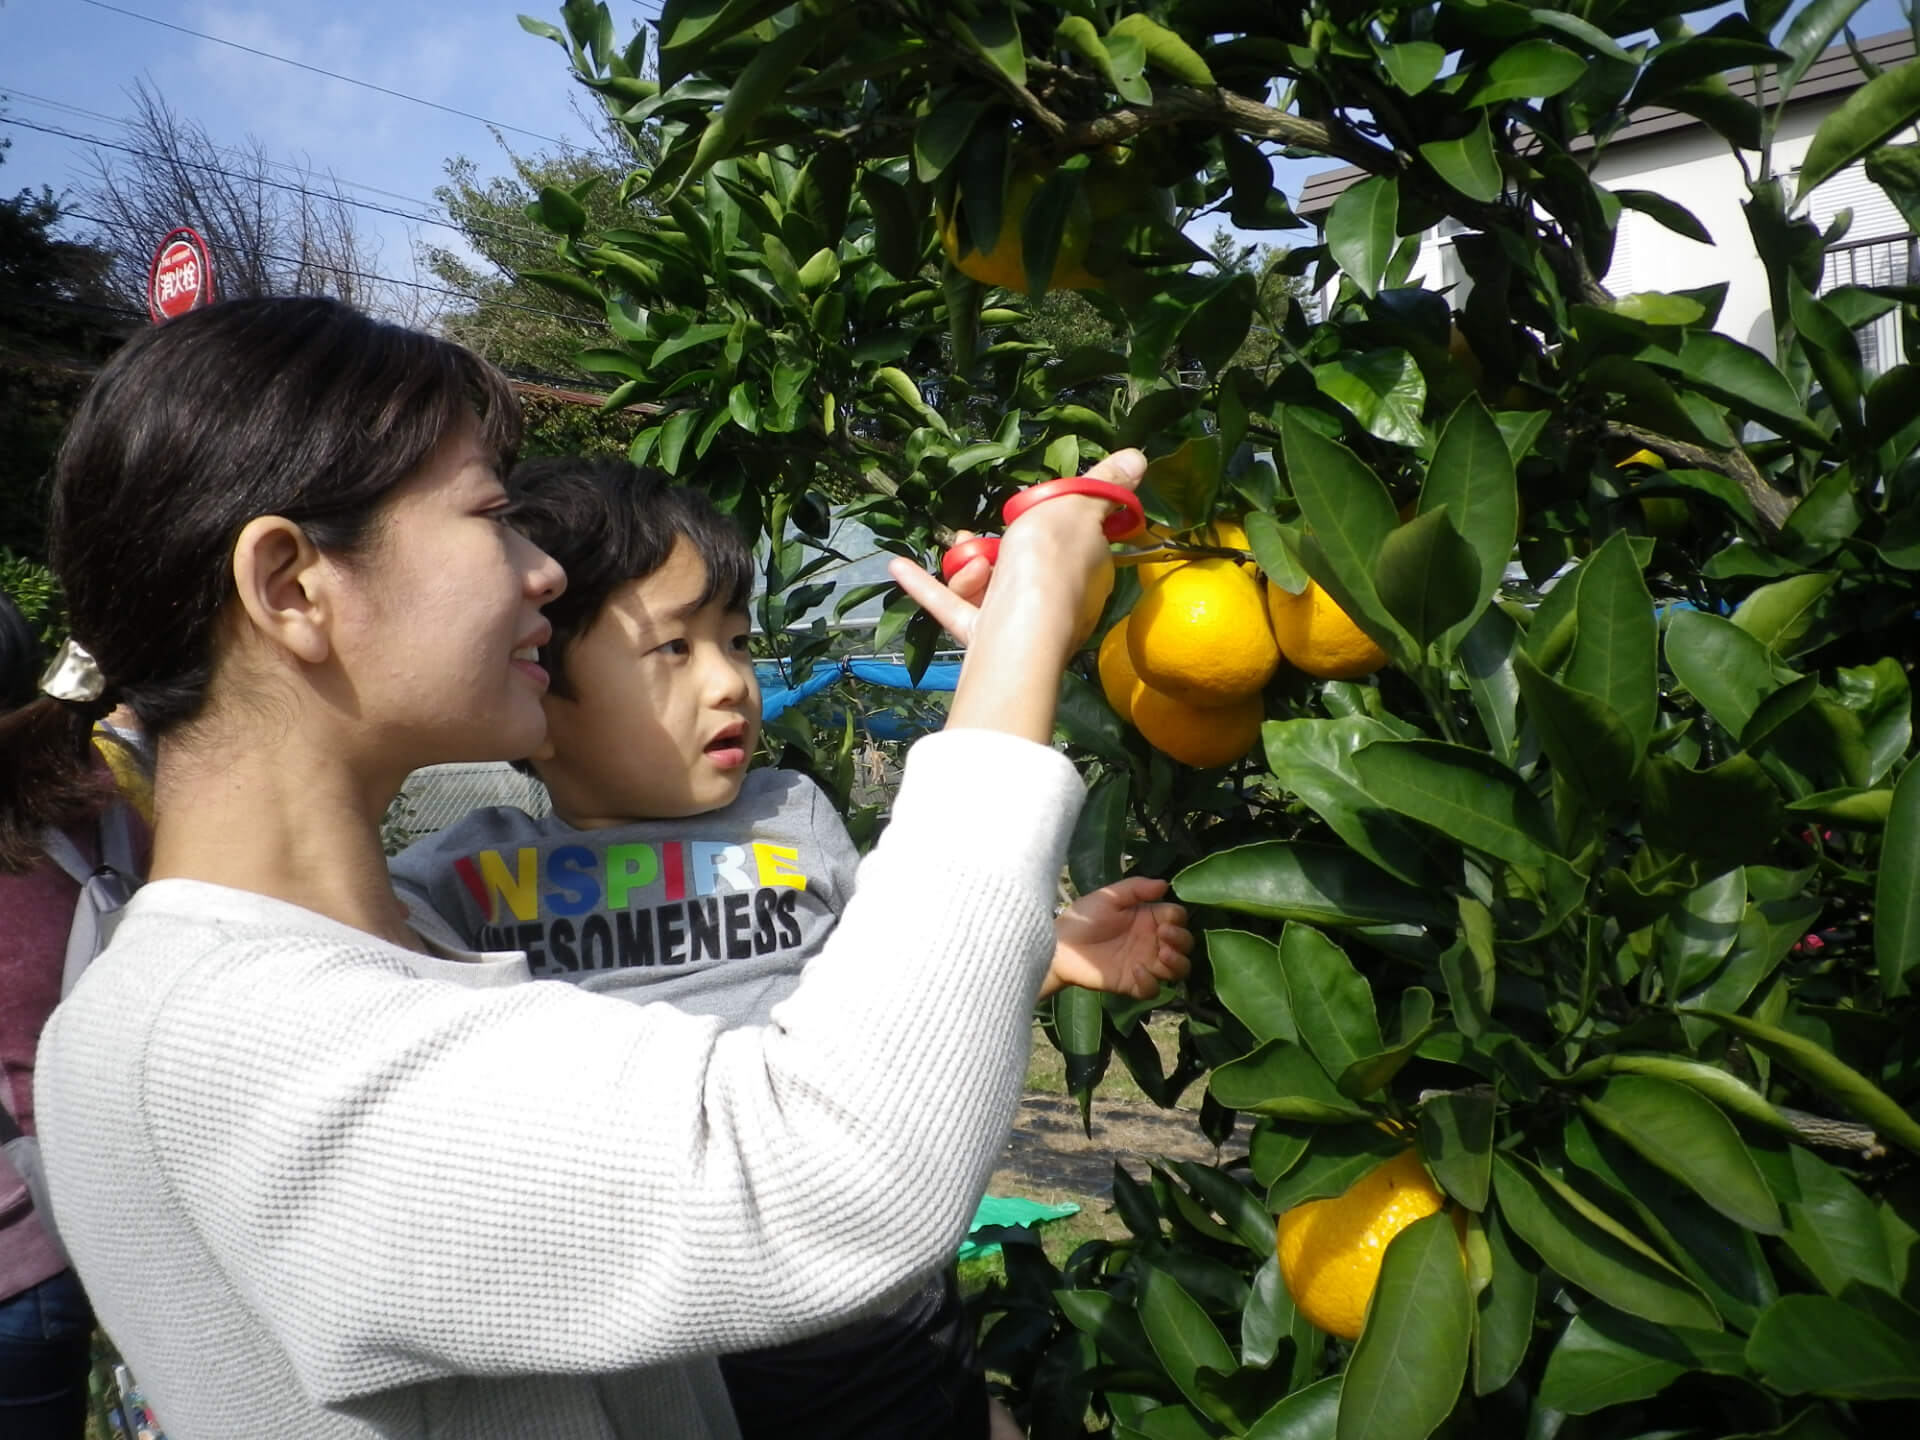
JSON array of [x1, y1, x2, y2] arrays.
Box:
[[391, 457, 1191, 1440]]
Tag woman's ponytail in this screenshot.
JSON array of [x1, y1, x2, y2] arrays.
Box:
[[0, 693, 112, 872]]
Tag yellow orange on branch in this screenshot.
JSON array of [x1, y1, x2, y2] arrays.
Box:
[[1267, 580, 1389, 681], [1128, 557, 1278, 706], [1276, 1148, 1465, 1341]]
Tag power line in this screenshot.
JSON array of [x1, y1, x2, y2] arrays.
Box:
[[0, 84, 538, 231], [73, 0, 585, 152], [0, 115, 558, 253]]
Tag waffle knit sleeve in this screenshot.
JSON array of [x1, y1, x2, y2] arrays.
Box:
[[135, 728, 1081, 1405]]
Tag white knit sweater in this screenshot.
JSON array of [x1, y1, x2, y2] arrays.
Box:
[[37, 730, 1082, 1439]]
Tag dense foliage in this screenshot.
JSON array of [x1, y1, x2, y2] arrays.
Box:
[[521, 2, 1920, 1435]]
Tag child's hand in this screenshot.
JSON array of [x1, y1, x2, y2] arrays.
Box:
[[1041, 876, 1192, 1000]]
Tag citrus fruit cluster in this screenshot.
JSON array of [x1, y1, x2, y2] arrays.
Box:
[[1275, 1147, 1466, 1341], [1095, 515, 1388, 768]]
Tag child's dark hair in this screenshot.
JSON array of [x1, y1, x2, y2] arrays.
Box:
[[504, 457, 753, 701], [0, 295, 520, 870]]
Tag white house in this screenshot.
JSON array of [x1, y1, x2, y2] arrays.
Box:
[[1298, 29, 1915, 371]]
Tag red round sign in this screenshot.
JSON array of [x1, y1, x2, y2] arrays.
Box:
[[147, 227, 214, 323]]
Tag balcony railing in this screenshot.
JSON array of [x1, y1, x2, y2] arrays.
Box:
[[1819, 232, 1915, 376]]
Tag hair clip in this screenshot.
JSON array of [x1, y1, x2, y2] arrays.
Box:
[[40, 636, 106, 704]]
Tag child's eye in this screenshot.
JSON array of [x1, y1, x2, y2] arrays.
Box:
[[657, 638, 691, 658], [730, 634, 752, 653]]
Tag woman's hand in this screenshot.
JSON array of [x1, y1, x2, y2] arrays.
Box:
[[1040, 876, 1192, 1000], [886, 448, 1146, 651]]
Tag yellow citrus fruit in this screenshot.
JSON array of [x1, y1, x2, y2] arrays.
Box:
[[1096, 613, 1140, 719], [1447, 324, 1484, 389], [1267, 580, 1388, 681], [1615, 447, 1667, 471], [1130, 684, 1263, 769], [1127, 558, 1279, 705], [1615, 449, 1686, 539], [1276, 1149, 1461, 1341], [938, 167, 1101, 292]]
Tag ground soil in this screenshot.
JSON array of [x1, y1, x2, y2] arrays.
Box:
[[988, 1091, 1235, 1199]]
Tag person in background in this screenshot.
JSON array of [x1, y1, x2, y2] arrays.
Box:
[[392, 458, 1192, 1440], [24, 295, 1142, 1438], [0, 589, 149, 1438]]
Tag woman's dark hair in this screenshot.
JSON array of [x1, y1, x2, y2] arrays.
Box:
[[0, 296, 521, 869], [504, 456, 753, 701], [0, 590, 44, 712]]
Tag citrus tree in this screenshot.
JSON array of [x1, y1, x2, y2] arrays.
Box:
[[519, 1, 1920, 1435]]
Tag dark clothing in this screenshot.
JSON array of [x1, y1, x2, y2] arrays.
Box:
[[0, 1267, 93, 1437], [718, 1270, 987, 1440]]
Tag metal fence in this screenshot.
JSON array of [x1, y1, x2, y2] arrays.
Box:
[[1820, 232, 1915, 377]]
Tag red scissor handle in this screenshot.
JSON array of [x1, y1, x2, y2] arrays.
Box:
[[937, 477, 1145, 581]]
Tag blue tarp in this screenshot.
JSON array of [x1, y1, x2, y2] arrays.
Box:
[[757, 659, 963, 722]]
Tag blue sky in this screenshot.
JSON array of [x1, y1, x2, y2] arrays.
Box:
[[3, 0, 1914, 301]]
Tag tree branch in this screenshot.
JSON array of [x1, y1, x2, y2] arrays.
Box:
[[1050, 85, 1395, 174], [1606, 420, 1794, 534]]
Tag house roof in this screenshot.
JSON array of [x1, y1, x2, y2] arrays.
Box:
[[1295, 28, 1916, 217]]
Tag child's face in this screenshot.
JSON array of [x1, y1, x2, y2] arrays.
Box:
[[538, 538, 760, 824]]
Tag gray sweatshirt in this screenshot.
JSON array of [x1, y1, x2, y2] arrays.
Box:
[[388, 769, 858, 1028], [35, 730, 1082, 1439]]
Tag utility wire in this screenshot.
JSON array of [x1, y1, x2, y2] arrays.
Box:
[[73, 0, 584, 152], [0, 84, 555, 240], [0, 116, 559, 253]]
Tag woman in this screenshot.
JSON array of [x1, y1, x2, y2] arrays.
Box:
[[18, 296, 1138, 1438]]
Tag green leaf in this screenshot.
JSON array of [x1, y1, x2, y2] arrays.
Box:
[[1279, 411, 1405, 654], [1473, 1210, 1536, 1396], [1352, 739, 1554, 865], [1172, 1160, 1280, 1258], [1797, 59, 1920, 200], [1639, 754, 1785, 876], [1420, 1091, 1494, 1211], [1769, 1142, 1898, 1298], [1275, 922, 1381, 1079], [1325, 177, 1398, 299], [1245, 1374, 1341, 1440], [1174, 841, 1448, 930], [1731, 573, 1840, 657], [1539, 1306, 1747, 1414], [1261, 717, 1449, 887], [1240, 1254, 1293, 1371], [1491, 1154, 1721, 1330], [1313, 349, 1428, 447], [1339, 988, 1436, 1100], [1580, 1076, 1782, 1233], [950, 9, 1026, 88], [1566, 534, 1658, 756], [1057, 1288, 1165, 1374], [1266, 1127, 1405, 1212], [1138, 1264, 1243, 1422], [1612, 291, 1706, 326], [531, 183, 588, 235], [1468, 40, 1587, 107], [1069, 772, 1129, 894], [1211, 1040, 1367, 1123], [1109, 13, 1215, 87], [1422, 396, 1518, 648], [1461, 605, 1523, 761], [1875, 754, 1920, 996], [1515, 653, 1639, 816], [1695, 1012, 1920, 1158], [1376, 39, 1446, 95], [670, 20, 817, 196], [1373, 510, 1484, 648], [1336, 1213, 1471, 1440], [1778, 0, 1873, 105], [1659, 867, 1748, 995], [1658, 332, 1824, 447], [1665, 609, 1802, 743], [1419, 114, 1503, 202], [913, 99, 988, 183], [1054, 668, 1130, 765], [1054, 983, 1107, 1100], [1747, 1294, 1920, 1398], [1614, 188, 1713, 245], [1142, 434, 1222, 533], [1209, 929, 1296, 1046]]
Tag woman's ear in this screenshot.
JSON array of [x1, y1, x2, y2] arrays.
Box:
[[231, 516, 332, 665]]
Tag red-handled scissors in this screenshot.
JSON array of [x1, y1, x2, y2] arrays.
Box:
[[939, 477, 1148, 582]]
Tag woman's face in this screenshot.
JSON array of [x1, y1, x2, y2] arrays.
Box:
[[336, 419, 565, 770]]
